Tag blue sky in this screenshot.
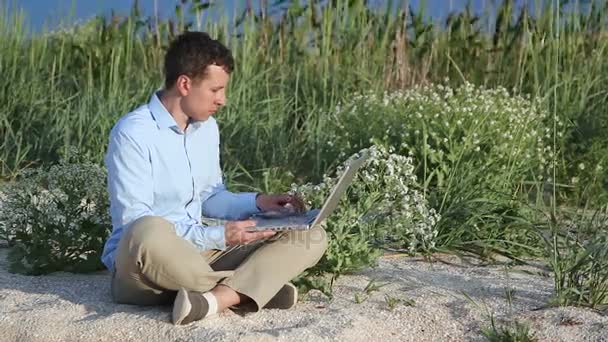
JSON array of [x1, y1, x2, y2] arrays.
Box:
[[8, 0, 579, 32]]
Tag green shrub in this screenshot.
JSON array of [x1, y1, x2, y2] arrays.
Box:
[[0, 155, 111, 275], [482, 318, 537, 342], [320, 83, 552, 256], [292, 146, 439, 295]]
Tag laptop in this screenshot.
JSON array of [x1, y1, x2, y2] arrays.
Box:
[[248, 151, 369, 231]]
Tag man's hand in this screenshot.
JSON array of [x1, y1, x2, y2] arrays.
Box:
[[224, 220, 276, 246], [256, 193, 306, 213]]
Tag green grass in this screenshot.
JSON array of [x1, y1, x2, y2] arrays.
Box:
[[482, 317, 537, 342], [464, 285, 538, 342], [1, 1, 607, 188], [545, 208, 608, 310]]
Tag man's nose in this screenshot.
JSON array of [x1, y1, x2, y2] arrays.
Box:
[[216, 93, 226, 106]]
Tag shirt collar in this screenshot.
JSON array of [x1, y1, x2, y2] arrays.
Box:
[[148, 91, 180, 130], [148, 91, 205, 133]]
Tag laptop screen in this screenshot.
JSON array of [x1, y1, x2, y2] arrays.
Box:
[[310, 151, 370, 227]]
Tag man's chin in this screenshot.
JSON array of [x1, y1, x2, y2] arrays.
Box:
[[192, 115, 211, 123], [202, 111, 216, 120]]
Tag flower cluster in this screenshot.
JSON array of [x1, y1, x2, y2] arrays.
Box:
[[310, 83, 563, 254], [359, 146, 440, 251], [0, 159, 111, 274], [292, 145, 440, 253], [323, 82, 556, 185]]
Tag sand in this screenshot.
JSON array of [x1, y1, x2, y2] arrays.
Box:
[[1, 247, 606, 342]]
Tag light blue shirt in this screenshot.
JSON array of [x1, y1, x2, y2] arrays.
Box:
[[101, 92, 260, 271]]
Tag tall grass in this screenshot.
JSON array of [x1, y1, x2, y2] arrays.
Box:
[[1, 1, 607, 190]]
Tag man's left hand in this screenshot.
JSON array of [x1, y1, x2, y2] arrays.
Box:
[[256, 193, 306, 214]]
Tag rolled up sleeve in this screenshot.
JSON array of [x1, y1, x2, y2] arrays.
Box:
[[202, 186, 259, 220]]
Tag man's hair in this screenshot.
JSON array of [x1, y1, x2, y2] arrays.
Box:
[[164, 31, 234, 89]]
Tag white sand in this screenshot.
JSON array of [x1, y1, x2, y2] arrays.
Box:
[[1, 247, 606, 341]]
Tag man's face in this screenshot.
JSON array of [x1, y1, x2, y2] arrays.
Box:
[[181, 64, 229, 122]]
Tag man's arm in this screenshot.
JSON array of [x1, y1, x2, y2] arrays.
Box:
[[106, 129, 155, 229], [199, 129, 303, 219], [198, 119, 306, 220], [200, 120, 261, 220], [202, 183, 260, 220]]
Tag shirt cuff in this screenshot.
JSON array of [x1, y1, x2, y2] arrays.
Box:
[[204, 225, 227, 250], [241, 192, 261, 214]]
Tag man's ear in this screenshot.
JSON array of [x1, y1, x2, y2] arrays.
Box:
[[175, 75, 192, 96]]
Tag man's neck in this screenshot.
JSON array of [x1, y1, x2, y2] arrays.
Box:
[[159, 89, 189, 131]]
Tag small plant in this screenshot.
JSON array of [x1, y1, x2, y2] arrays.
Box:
[[353, 292, 366, 304], [384, 294, 415, 311], [505, 288, 516, 307], [481, 315, 537, 342], [462, 287, 536, 342], [384, 294, 399, 309], [354, 278, 389, 304], [0, 151, 111, 275]]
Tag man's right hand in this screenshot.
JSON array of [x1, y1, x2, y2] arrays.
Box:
[[224, 220, 276, 246]]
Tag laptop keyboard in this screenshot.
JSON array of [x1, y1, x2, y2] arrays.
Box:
[[260, 224, 308, 231]]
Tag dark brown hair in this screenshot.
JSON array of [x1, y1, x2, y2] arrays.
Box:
[[164, 31, 234, 89]]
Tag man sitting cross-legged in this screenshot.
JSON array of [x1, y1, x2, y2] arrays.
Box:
[[100, 31, 327, 325]]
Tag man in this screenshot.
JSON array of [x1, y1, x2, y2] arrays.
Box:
[[101, 31, 327, 325]]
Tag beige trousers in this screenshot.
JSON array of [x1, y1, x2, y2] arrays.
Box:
[[110, 216, 327, 311]]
